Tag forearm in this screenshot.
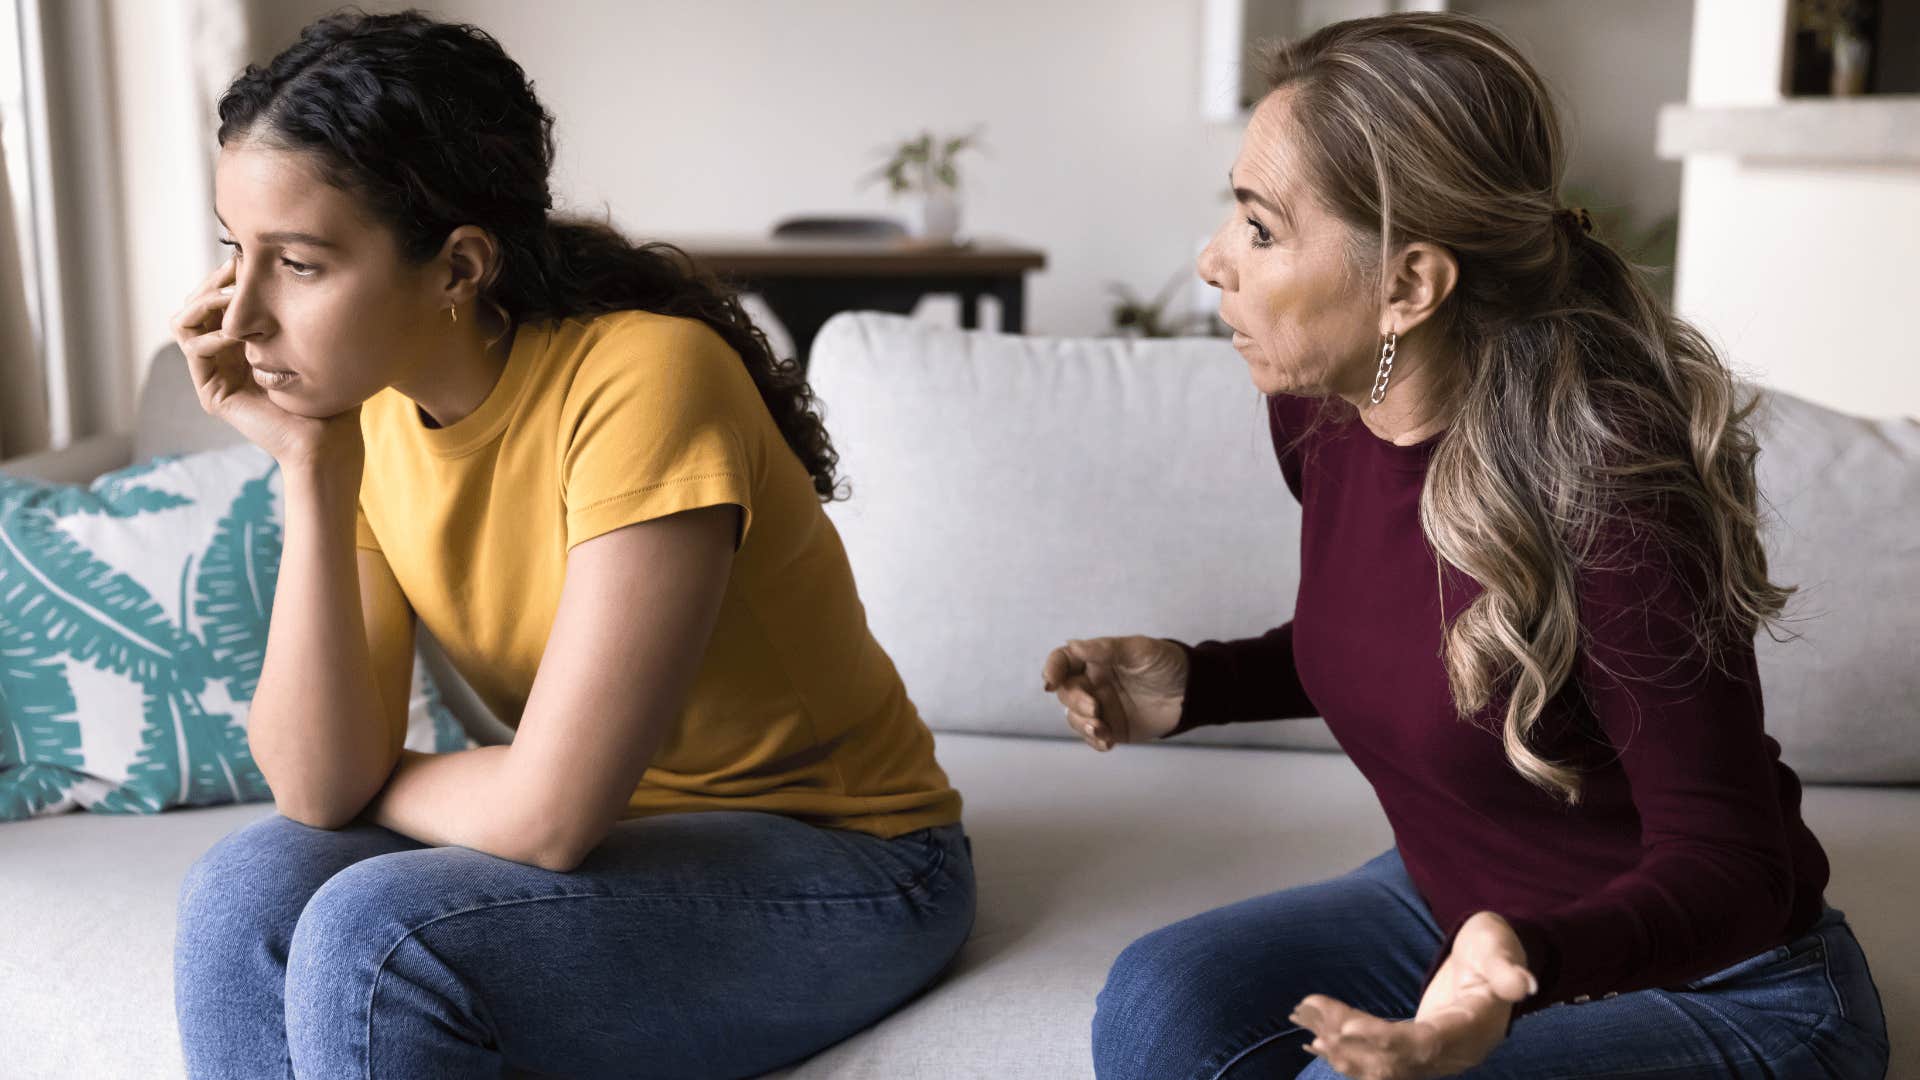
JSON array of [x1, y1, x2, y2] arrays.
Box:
[[1497, 841, 1794, 1007], [248, 462, 393, 827], [1163, 621, 1317, 736], [354, 746, 562, 870]]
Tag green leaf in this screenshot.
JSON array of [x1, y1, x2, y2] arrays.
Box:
[[0, 763, 84, 819], [0, 499, 213, 687], [0, 613, 83, 781], [91, 680, 266, 813], [194, 467, 283, 701]]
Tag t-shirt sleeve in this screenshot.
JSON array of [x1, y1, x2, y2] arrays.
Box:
[[355, 501, 382, 552], [559, 317, 761, 553], [1418, 517, 1800, 1024]]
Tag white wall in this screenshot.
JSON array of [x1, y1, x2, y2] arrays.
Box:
[[242, 0, 1701, 347], [250, 0, 1246, 342], [1671, 0, 1920, 419], [1456, 0, 1691, 244], [111, 0, 1914, 426]]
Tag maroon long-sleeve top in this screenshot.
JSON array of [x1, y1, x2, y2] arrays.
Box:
[[1169, 392, 1829, 1020]]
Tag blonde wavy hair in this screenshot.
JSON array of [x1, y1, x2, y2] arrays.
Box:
[[1258, 13, 1794, 805]]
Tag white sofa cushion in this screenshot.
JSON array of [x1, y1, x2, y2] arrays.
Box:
[[7, 732, 1918, 1080]]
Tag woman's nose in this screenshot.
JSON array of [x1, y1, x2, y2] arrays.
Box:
[[222, 274, 271, 340], [1196, 232, 1230, 292]]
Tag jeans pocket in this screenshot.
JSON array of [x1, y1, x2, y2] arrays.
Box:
[[1681, 933, 1825, 991]]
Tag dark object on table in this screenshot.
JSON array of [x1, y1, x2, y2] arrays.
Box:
[[771, 216, 908, 239]]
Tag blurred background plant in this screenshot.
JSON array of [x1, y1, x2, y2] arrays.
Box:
[[865, 128, 987, 195], [864, 128, 987, 242], [1108, 267, 1218, 338], [1793, 0, 1875, 49], [1561, 183, 1680, 305]]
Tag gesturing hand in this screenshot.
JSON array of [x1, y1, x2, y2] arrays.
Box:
[[1041, 636, 1189, 749], [1290, 911, 1537, 1080]]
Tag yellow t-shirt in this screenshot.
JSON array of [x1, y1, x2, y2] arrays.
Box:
[[354, 308, 962, 839]]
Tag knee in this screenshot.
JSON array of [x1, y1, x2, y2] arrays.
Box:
[[283, 852, 484, 1063], [285, 853, 410, 970], [282, 856, 409, 1028], [176, 814, 317, 937], [1092, 923, 1227, 1079]]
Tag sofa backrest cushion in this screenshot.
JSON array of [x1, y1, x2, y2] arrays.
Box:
[[809, 312, 1340, 756], [810, 312, 1920, 784]]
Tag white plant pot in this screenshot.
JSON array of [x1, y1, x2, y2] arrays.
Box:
[[1832, 30, 1870, 96], [918, 189, 961, 242]]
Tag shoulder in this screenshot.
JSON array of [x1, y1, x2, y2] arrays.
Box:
[[1265, 392, 1339, 498], [558, 310, 755, 415], [574, 309, 742, 376]]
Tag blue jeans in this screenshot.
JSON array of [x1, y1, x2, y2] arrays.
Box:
[[1093, 847, 1891, 1079], [174, 809, 974, 1079]]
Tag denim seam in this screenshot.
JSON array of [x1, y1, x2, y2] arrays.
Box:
[[1531, 1022, 1851, 1080], [1201, 1020, 1307, 1080], [1813, 930, 1847, 1022], [1536, 996, 1845, 1080]]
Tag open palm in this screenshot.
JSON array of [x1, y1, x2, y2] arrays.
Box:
[[1290, 911, 1537, 1079]]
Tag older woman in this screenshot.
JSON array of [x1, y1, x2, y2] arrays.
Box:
[[1043, 13, 1890, 1080]]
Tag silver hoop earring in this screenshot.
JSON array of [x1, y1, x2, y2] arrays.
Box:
[[1369, 330, 1397, 405]]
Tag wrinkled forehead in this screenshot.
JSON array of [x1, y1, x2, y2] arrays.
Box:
[[1235, 88, 1310, 208], [212, 143, 368, 242]]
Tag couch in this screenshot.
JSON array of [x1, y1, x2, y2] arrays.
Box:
[[2, 310, 1914, 1079]]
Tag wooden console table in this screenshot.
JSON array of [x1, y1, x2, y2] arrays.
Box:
[[660, 234, 1048, 369]]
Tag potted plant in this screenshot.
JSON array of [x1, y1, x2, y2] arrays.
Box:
[[865, 128, 985, 243], [1108, 268, 1217, 339]]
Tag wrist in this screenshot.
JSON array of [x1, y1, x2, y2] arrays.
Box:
[[281, 438, 364, 476], [281, 451, 364, 501]]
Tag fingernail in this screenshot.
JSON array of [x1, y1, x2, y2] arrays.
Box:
[[218, 285, 234, 294], [1527, 973, 1540, 996]]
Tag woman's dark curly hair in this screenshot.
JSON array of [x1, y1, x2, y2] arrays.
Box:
[[215, 7, 841, 499]]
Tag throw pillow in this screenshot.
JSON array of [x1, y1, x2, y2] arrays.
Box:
[[0, 442, 473, 820]]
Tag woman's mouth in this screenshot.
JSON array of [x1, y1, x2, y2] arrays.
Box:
[[250, 367, 297, 389]]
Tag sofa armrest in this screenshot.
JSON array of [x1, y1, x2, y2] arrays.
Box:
[[0, 431, 135, 484]]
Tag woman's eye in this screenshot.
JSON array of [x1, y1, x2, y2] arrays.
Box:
[[215, 237, 314, 277], [1246, 217, 1273, 247]]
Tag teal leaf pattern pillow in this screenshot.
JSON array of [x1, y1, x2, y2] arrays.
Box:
[[0, 442, 473, 820]]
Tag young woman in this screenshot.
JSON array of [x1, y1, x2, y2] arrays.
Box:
[[171, 10, 972, 1078], [1044, 13, 1890, 1080]]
